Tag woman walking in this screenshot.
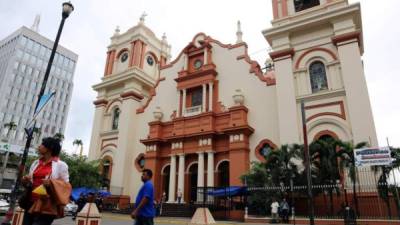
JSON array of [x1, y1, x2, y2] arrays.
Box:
[[21, 137, 71, 225]]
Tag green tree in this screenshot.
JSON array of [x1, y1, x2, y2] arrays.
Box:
[[309, 138, 341, 216], [59, 151, 102, 188], [53, 133, 64, 141], [73, 139, 83, 156], [336, 140, 368, 217]]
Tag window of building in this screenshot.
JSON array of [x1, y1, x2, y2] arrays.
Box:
[[309, 61, 328, 93], [259, 143, 272, 158], [191, 88, 203, 107], [20, 36, 27, 46], [294, 0, 320, 12], [112, 108, 120, 130]]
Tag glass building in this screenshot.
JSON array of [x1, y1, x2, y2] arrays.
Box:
[[0, 26, 77, 188]]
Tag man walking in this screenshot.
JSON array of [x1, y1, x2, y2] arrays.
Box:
[[131, 169, 155, 225]]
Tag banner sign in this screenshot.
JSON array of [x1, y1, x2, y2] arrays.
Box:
[[354, 147, 392, 167], [0, 141, 37, 156]]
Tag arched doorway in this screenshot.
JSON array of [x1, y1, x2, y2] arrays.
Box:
[[188, 163, 198, 203], [101, 156, 113, 190], [217, 161, 230, 187], [161, 165, 170, 201]]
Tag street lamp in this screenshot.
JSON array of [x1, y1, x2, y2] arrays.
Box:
[[1, 2, 74, 225]]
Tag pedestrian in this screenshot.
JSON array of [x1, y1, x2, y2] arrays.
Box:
[[177, 189, 182, 204], [73, 193, 86, 220], [131, 169, 155, 225], [160, 192, 167, 215], [21, 137, 71, 225], [95, 193, 103, 212], [270, 198, 279, 224], [280, 198, 290, 223]]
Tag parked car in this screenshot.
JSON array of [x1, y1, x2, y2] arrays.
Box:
[[64, 201, 78, 216], [0, 199, 9, 215]]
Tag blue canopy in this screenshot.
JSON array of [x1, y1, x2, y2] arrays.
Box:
[[207, 186, 247, 197], [70, 187, 111, 201]]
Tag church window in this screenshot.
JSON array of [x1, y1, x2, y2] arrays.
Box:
[[191, 88, 203, 107], [309, 61, 328, 93], [146, 55, 154, 66], [294, 0, 320, 12], [112, 107, 120, 130], [259, 143, 272, 158], [120, 52, 128, 63]]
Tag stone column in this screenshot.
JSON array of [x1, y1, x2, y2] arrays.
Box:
[[182, 89, 187, 116], [88, 100, 107, 161], [208, 83, 213, 111], [335, 36, 378, 146], [177, 90, 181, 117], [207, 151, 214, 187], [168, 155, 177, 202], [204, 49, 208, 65], [197, 152, 205, 202], [177, 154, 185, 202], [202, 84, 206, 113], [183, 54, 188, 70], [272, 49, 299, 145], [112, 94, 141, 195]]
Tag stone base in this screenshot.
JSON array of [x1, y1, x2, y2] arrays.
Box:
[[11, 207, 24, 225], [188, 207, 216, 225], [76, 203, 102, 225]]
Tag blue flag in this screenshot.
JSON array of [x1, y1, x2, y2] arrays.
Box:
[[34, 92, 56, 116]]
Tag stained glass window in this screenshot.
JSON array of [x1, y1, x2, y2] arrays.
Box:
[[310, 61, 328, 93]]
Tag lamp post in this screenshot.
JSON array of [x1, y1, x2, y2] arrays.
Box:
[[0, 2, 74, 225], [300, 100, 315, 225]]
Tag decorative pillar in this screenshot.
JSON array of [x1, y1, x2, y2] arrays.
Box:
[[177, 90, 181, 117], [204, 49, 208, 65], [182, 89, 187, 116], [177, 154, 185, 202], [139, 42, 147, 69], [168, 155, 177, 202], [270, 49, 299, 145], [197, 152, 205, 201], [107, 50, 116, 75], [129, 41, 135, 67], [103, 51, 111, 76], [88, 99, 108, 161], [183, 54, 188, 70], [333, 32, 378, 146], [208, 83, 213, 111], [207, 151, 214, 187], [202, 84, 206, 113]]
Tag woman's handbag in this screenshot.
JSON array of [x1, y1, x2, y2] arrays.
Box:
[[18, 184, 32, 210]]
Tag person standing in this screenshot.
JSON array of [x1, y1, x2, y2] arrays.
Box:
[[177, 189, 182, 204], [72, 194, 86, 220], [280, 198, 290, 223], [21, 137, 70, 225], [270, 198, 279, 224], [131, 169, 155, 225]]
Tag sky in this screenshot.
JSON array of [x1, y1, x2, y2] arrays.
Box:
[[0, 0, 399, 155]]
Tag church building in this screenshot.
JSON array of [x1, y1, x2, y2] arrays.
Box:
[[88, 0, 378, 205]]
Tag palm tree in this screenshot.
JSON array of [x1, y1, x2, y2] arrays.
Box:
[[73, 139, 83, 157], [336, 140, 368, 217], [309, 138, 341, 216], [53, 133, 64, 141], [33, 127, 42, 144], [3, 121, 17, 138], [265, 144, 305, 187]]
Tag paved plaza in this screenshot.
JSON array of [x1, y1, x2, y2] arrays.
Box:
[[1, 213, 280, 225]]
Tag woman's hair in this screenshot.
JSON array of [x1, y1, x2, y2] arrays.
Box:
[[41, 137, 62, 156]]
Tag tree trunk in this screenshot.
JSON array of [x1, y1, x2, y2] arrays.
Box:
[[353, 168, 360, 217]]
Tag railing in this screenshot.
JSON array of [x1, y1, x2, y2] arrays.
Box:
[[184, 105, 202, 117]]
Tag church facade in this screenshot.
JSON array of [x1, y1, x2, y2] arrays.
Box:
[[88, 0, 378, 203]]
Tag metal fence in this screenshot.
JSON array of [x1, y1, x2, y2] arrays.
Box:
[[246, 183, 400, 220]]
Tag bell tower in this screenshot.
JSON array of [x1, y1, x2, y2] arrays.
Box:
[[88, 14, 171, 195], [264, 0, 378, 146]]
